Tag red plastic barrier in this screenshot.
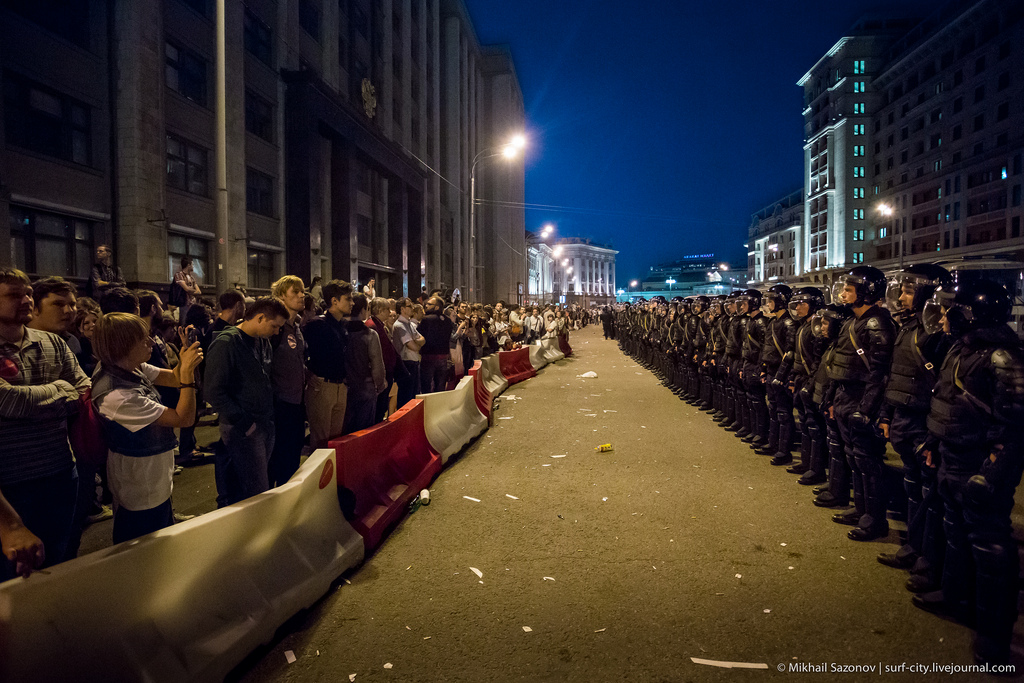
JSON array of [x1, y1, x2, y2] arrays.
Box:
[[498, 347, 537, 385], [468, 360, 492, 420], [558, 333, 573, 357], [329, 400, 442, 551]]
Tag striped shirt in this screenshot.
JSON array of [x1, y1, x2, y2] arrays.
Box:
[[0, 327, 90, 485]]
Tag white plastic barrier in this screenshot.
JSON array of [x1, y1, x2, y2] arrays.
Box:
[[417, 375, 488, 464], [0, 449, 364, 683], [478, 353, 509, 397], [528, 341, 549, 372], [540, 337, 565, 364]]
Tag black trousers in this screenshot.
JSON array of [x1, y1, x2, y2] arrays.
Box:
[[269, 399, 305, 487]]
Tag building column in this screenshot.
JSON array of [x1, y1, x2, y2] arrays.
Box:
[[573, 256, 582, 295]]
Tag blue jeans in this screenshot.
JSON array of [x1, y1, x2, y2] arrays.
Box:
[[0, 467, 78, 581], [218, 422, 274, 505]]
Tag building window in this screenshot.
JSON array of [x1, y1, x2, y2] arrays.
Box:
[[246, 168, 275, 216], [879, 227, 888, 238], [853, 166, 864, 178], [299, 0, 321, 40], [245, 91, 274, 142], [2, 72, 91, 165], [853, 60, 865, 74], [973, 114, 985, 132], [167, 233, 208, 282], [853, 209, 865, 220], [998, 72, 1010, 91], [953, 202, 961, 220], [244, 8, 272, 65], [9, 206, 92, 278], [974, 85, 985, 103], [852, 252, 864, 264], [997, 102, 1010, 121], [952, 124, 962, 141], [853, 187, 864, 199], [853, 81, 865, 93], [165, 40, 207, 106], [1012, 185, 1021, 207], [853, 230, 864, 241], [953, 97, 963, 114], [854, 124, 865, 135], [853, 145, 865, 157], [247, 249, 275, 289], [854, 103, 865, 114], [166, 133, 208, 196]]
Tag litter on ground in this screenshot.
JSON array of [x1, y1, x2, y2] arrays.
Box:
[[578, 371, 598, 378], [506, 494, 519, 500], [470, 567, 483, 578], [463, 496, 481, 502], [522, 626, 533, 632], [285, 651, 296, 664]]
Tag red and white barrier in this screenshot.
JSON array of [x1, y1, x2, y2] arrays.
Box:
[[477, 353, 509, 397], [539, 337, 565, 364], [498, 347, 537, 385], [329, 400, 442, 552], [528, 341, 549, 371], [0, 448, 363, 683], [418, 375, 488, 464]]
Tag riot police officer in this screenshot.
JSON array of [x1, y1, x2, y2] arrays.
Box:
[[913, 279, 1024, 666], [759, 285, 797, 462], [738, 289, 769, 449], [722, 292, 746, 432], [825, 266, 896, 541], [811, 304, 854, 495], [779, 286, 826, 475], [875, 265, 953, 588]]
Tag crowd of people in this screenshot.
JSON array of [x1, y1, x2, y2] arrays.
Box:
[[612, 265, 1024, 667], [0, 244, 590, 583]]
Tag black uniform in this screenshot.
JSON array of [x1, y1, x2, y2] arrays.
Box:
[[826, 305, 896, 538], [741, 311, 769, 446], [762, 312, 797, 460]]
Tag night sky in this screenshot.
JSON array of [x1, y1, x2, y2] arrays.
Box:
[[465, 0, 938, 284]]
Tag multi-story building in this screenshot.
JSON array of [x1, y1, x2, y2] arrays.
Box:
[[0, 0, 525, 303], [747, 189, 803, 285], [796, 0, 1024, 289], [527, 237, 616, 307]]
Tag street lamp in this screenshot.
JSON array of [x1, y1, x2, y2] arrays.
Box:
[[470, 133, 527, 299], [666, 278, 676, 291]]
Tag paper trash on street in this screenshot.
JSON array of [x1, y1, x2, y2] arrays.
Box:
[[506, 494, 519, 499], [577, 371, 598, 378], [285, 651, 296, 664], [522, 626, 533, 632], [470, 567, 483, 578]]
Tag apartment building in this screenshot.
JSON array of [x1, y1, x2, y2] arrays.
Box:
[[796, 0, 1024, 286], [747, 189, 803, 285], [0, 0, 525, 303]]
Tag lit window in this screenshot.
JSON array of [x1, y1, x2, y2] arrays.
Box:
[[854, 103, 865, 114], [853, 60, 865, 74]]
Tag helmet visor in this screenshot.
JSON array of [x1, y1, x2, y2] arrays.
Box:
[[788, 297, 811, 320], [884, 278, 905, 315]]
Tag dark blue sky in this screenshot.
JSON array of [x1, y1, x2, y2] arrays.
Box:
[[465, 0, 936, 284]]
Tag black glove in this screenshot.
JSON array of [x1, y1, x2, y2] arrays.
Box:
[[964, 474, 994, 507], [849, 411, 872, 430]]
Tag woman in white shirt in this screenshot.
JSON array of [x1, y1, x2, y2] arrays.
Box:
[[91, 313, 203, 543]]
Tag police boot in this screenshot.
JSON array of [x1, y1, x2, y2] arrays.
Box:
[[798, 429, 828, 484], [749, 397, 769, 448], [787, 431, 810, 474], [771, 420, 795, 466], [915, 478, 946, 590], [971, 540, 1019, 666], [756, 417, 778, 456], [877, 544, 918, 570], [848, 471, 890, 541], [733, 397, 751, 438], [813, 441, 849, 507], [740, 396, 757, 441]]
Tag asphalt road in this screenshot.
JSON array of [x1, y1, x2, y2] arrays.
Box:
[[219, 325, 1021, 682]]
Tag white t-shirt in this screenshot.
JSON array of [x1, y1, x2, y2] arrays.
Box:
[[392, 315, 421, 362], [98, 363, 174, 512]]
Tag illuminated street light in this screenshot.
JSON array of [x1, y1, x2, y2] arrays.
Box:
[[666, 277, 676, 291], [553, 245, 563, 257], [562, 259, 569, 266], [630, 280, 638, 287], [470, 132, 528, 297], [877, 203, 894, 217], [720, 264, 729, 271]]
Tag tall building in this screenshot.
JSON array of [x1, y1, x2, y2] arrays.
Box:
[[0, 0, 525, 303], [747, 189, 803, 286], [797, 0, 1024, 286]]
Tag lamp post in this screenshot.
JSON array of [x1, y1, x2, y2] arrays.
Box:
[[666, 277, 676, 292], [470, 134, 526, 300]]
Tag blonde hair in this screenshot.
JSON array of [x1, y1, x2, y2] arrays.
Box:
[[93, 313, 150, 366], [271, 275, 305, 299]]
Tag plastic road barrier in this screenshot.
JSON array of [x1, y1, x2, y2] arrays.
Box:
[[539, 337, 565, 364], [558, 333, 574, 357], [468, 360, 493, 420], [417, 375, 488, 464], [528, 341, 549, 372], [0, 449, 364, 683], [498, 347, 537, 385], [329, 400, 442, 551], [477, 353, 509, 397]]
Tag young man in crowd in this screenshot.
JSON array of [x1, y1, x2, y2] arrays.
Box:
[[28, 276, 81, 355], [268, 276, 307, 487], [418, 296, 454, 393], [88, 244, 125, 299], [367, 297, 399, 423], [304, 280, 353, 448], [205, 297, 288, 505], [392, 298, 425, 408], [343, 293, 387, 434], [0, 269, 90, 580]]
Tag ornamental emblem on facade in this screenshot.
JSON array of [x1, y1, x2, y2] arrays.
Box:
[[361, 78, 377, 119]]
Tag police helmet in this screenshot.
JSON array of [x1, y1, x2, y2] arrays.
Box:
[[922, 279, 1012, 335], [831, 265, 886, 307], [813, 303, 852, 341], [735, 289, 763, 314], [787, 286, 825, 320], [885, 264, 953, 317], [765, 284, 793, 313], [690, 295, 710, 315]]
